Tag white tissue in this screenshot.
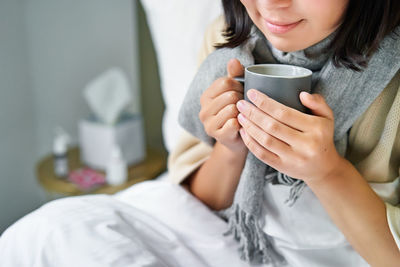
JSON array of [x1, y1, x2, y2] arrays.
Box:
[[83, 67, 132, 125]]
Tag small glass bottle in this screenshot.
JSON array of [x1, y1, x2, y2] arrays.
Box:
[[53, 127, 70, 178], [106, 144, 127, 185]]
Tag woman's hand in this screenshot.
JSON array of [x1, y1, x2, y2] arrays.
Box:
[[236, 89, 343, 183], [199, 58, 248, 153], [237, 89, 400, 266]]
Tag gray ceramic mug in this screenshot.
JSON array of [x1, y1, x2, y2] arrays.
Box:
[[235, 64, 312, 113]]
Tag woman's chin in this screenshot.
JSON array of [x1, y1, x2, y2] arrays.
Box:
[[268, 39, 304, 53]]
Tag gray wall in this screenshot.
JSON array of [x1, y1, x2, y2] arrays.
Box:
[[25, 0, 140, 158], [0, 0, 42, 233], [0, 0, 141, 233]]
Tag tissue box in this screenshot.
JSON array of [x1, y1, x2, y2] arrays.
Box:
[[79, 114, 146, 170]]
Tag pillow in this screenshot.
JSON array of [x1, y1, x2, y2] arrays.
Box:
[[139, 0, 223, 152]]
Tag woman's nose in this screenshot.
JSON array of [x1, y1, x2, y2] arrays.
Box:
[[260, 0, 292, 9]]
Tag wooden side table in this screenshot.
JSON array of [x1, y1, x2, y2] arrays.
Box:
[[36, 147, 167, 198]]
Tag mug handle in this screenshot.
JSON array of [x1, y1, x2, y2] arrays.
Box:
[[233, 76, 245, 84]]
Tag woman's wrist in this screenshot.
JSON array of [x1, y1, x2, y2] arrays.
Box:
[[215, 141, 248, 164], [305, 156, 350, 198], [186, 140, 248, 210], [304, 153, 348, 188]]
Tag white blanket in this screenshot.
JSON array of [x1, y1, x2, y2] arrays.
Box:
[[0, 173, 262, 267]]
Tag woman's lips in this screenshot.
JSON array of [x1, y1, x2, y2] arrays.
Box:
[[265, 19, 303, 34]]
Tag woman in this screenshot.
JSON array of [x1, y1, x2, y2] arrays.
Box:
[[173, 0, 400, 265]]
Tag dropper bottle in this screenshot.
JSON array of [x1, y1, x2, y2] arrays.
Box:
[[106, 144, 127, 185], [53, 127, 70, 178]]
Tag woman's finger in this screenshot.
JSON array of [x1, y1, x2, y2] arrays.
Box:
[[204, 91, 243, 116], [217, 118, 241, 139], [238, 113, 291, 157], [227, 58, 245, 79], [237, 100, 300, 146], [239, 128, 281, 169], [299, 92, 334, 120], [213, 104, 239, 129], [205, 77, 243, 100], [246, 89, 312, 131]]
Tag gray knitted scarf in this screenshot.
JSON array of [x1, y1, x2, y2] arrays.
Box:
[[178, 27, 400, 266]]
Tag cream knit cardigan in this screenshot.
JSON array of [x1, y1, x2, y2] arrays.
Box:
[[168, 16, 400, 249]]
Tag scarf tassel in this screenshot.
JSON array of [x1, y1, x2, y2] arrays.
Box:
[[265, 172, 307, 207], [223, 204, 286, 266]]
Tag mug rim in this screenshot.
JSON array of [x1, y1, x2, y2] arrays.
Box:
[[245, 64, 312, 79]]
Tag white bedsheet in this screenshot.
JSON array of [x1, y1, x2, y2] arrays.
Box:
[[0, 173, 264, 267]]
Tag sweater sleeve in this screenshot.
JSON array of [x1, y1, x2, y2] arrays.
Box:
[[369, 176, 400, 250], [386, 202, 400, 249], [168, 130, 213, 184], [346, 69, 400, 249], [196, 15, 227, 68], [167, 16, 226, 184]]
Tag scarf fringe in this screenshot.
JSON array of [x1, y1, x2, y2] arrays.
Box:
[[265, 172, 306, 206], [285, 180, 306, 207], [223, 204, 286, 266]]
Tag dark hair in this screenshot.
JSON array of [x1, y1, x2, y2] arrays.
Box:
[[218, 0, 400, 71]]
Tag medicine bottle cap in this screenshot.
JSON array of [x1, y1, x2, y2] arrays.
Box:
[[53, 127, 70, 154]]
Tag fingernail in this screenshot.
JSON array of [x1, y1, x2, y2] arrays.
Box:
[[237, 100, 247, 111], [247, 90, 257, 102], [238, 113, 246, 124], [301, 91, 309, 96], [301, 91, 312, 99]]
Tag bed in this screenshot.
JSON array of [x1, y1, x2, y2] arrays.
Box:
[[0, 1, 261, 267]]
